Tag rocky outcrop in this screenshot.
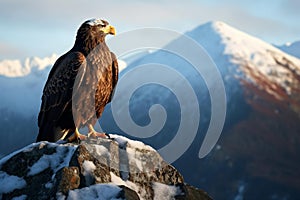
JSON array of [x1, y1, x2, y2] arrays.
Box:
[[0, 135, 211, 200]]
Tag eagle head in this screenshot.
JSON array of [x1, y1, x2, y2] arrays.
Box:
[[74, 18, 116, 52], [85, 18, 116, 36]]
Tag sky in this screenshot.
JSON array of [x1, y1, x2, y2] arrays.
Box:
[[0, 0, 299, 60]]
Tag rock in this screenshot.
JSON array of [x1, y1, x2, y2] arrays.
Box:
[[119, 185, 140, 200], [175, 184, 212, 200], [0, 135, 210, 200], [56, 167, 80, 194]]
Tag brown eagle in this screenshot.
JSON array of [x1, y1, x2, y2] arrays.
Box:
[[36, 19, 118, 142]]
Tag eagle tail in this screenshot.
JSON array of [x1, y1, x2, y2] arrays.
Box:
[[37, 123, 71, 142], [37, 122, 54, 142]]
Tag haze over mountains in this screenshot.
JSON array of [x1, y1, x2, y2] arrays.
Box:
[[1, 21, 300, 199]]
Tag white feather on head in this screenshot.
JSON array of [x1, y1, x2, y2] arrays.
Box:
[[86, 18, 106, 26]]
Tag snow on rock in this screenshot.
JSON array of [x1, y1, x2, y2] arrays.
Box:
[[153, 182, 182, 200], [0, 143, 38, 166], [0, 137, 210, 200], [82, 160, 96, 186], [67, 184, 123, 200], [110, 172, 141, 197], [27, 143, 76, 176], [82, 160, 96, 175], [94, 145, 110, 158], [0, 172, 27, 193], [11, 194, 27, 200], [111, 134, 155, 152]]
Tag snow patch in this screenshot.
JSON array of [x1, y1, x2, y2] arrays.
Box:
[[82, 160, 96, 174], [67, 184, 123, 200], [12, 195, 27, 200], [111, 134, 155, 151], [27, 142, 76, 176], [0, 172, 27, 193], [153, 182, 181, 200], [126, 148, 143, 171], [110, 172, 141, 198], [95, 145, 110, 157], [0, 143, 38, 167], [28, 154, 53, 175], [82, 160, 96, 185], [45, 182, 53, 189]]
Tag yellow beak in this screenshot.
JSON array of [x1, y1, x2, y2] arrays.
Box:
[[102, 25, 116, 35], [109, 25, 116, 35]]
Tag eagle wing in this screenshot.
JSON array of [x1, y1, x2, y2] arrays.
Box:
[[110, 52, 119, 101], [37, 52, 86, 141]]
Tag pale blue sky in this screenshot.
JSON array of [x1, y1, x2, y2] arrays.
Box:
[[0, 0, 299, 60]]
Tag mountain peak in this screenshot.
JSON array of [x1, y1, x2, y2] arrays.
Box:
[[207, 20, 229, 28], [189, 20, 242, 36], [186, 20, 300, 99], [189, 20, 281, 54]]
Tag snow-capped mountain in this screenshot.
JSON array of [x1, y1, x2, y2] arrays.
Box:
[[0, 55, 58, 156], [1, 21, 300, 199], [100, 21, 300, 199], [0, 54, 58, 115], [0, 54, 58, 78], [278, 41, 300, 59]]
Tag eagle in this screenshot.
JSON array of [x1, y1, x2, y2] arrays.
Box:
[[36, 19, 118, 142]]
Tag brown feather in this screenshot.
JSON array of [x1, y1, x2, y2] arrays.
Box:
[[36, 20, 118, 142]]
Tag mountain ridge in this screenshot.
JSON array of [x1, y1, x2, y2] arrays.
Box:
[[278, 41, 300, 59]]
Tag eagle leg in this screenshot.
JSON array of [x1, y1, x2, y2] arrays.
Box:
[[87, 124, 109, 139], [67, 128, 87, 142]]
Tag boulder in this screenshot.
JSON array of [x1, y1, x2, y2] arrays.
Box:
[[0, 135, 211, 200]]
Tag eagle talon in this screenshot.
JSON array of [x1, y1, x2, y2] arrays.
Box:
[[88, 124, 109, 139], [67, 128, 87, 143], [87, 132, 108, 139]]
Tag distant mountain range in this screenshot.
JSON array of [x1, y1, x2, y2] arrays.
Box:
[[1, 21, 300, 199], [277, 41, 300, 59]]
